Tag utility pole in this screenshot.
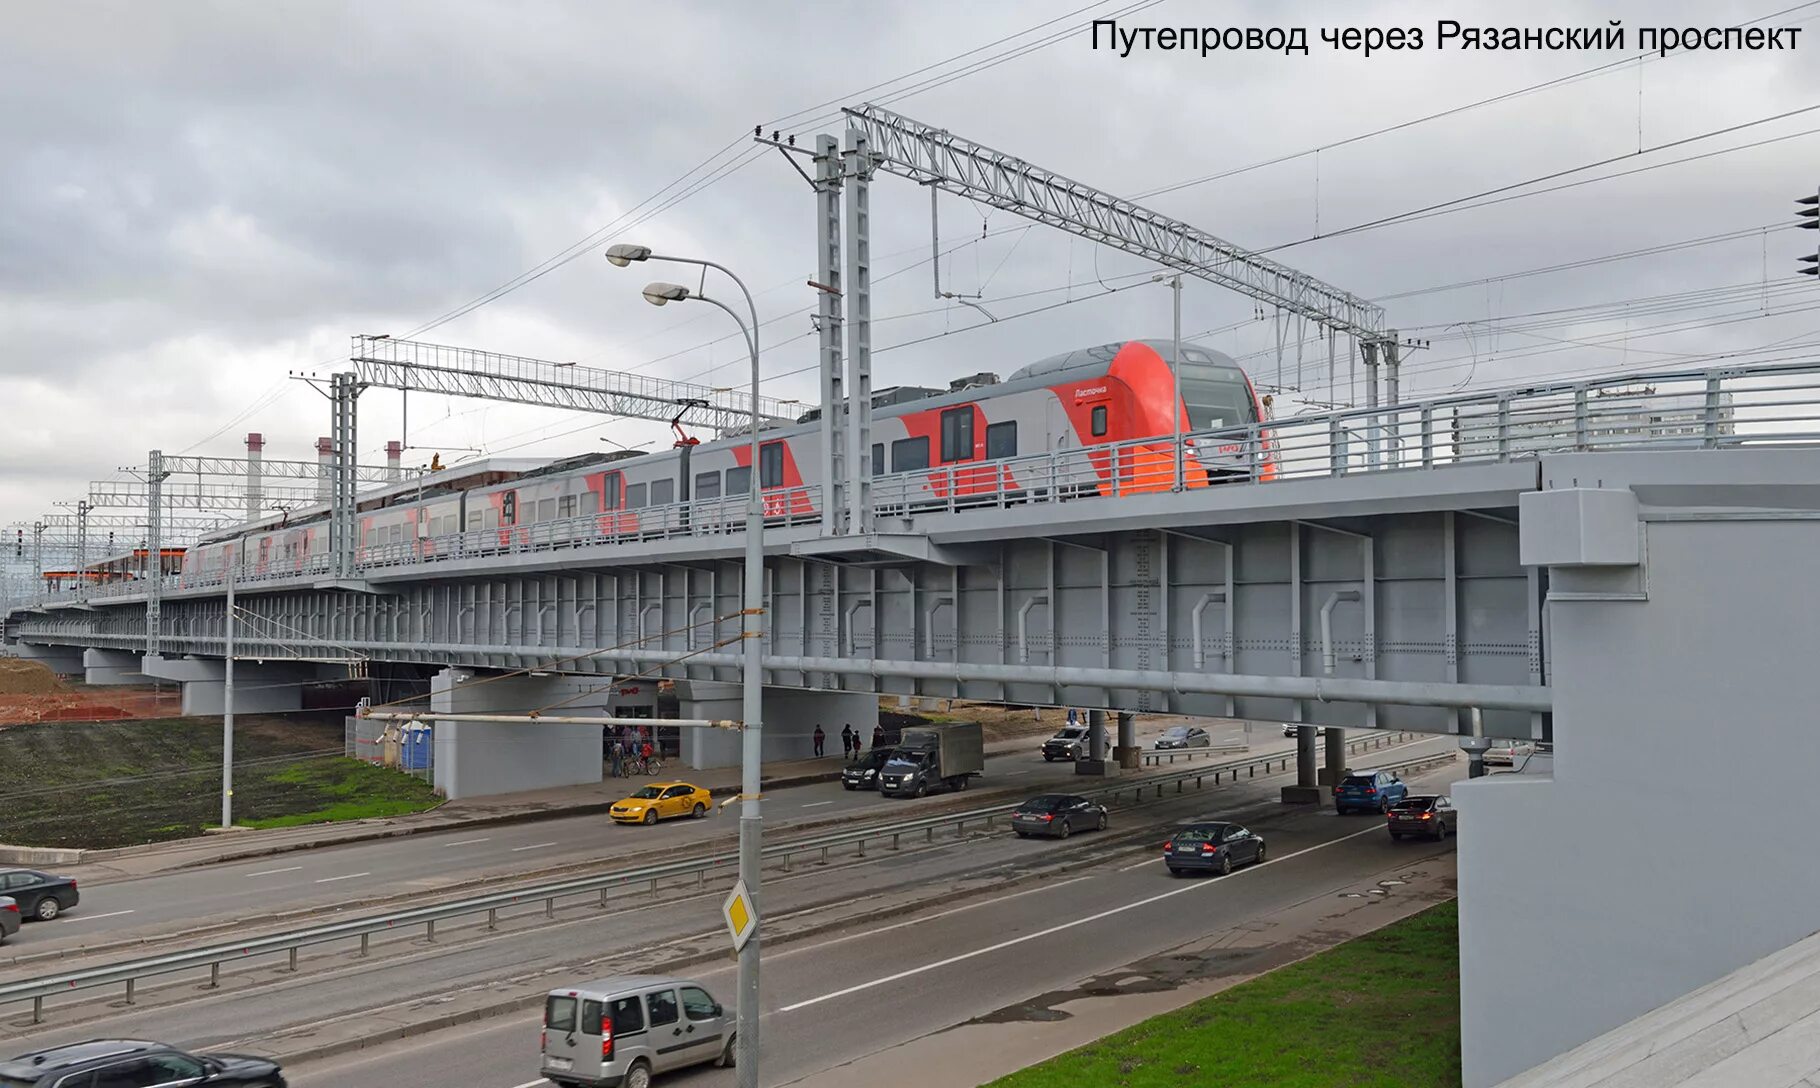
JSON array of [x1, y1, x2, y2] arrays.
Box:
[[222, 564, 236, 829]]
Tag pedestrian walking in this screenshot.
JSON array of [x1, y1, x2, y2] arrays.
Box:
[[872, 723, 885, 751], [841, 724, 854, 758], [813, 724, 826, 758], [610, 739, 625, 778]]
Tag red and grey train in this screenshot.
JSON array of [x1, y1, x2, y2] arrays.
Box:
[[181, 339, 1273, 582]]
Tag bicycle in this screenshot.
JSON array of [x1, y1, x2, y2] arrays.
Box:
[[631, 756, 665, 776]]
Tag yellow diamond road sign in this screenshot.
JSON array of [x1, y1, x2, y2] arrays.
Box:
[[722, 879, 758, 952]]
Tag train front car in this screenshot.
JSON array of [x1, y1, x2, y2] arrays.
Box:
[[1039, 339, 1274, 496]]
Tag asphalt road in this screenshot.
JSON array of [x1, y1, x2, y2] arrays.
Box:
[[12, 721, 1285, 954], [290, 757, 1464, 1088]]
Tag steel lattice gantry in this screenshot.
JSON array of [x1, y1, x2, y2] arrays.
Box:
[[347, 336, 801, 436], [838, 102, 1387, 345]]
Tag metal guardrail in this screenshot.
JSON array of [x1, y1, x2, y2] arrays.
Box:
[[15, 360, 1820, 610], [1141, 740, 1248, 764], [0, 733, 1440, 1022]]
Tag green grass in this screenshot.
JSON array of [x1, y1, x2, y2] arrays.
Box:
[[0, 717, 441, 848], [986, 901, 1462, 1088]]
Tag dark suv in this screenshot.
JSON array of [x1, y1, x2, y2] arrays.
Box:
[[0, 1040, 286, 1087], [0, 870, 78, 921]]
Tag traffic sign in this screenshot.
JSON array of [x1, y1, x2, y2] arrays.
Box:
[[722, 879, 758, 953]]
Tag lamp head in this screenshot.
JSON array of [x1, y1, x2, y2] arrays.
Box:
[[642, 281, 691, 307], [605, 244, 653, 268]]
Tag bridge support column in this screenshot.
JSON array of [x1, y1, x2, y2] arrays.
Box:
[[1282, 724, 1323, 803], [1321, 726, 1347, 786], [1114, 710, 1139, 770], [1075, 708, 1115, 776], [430, 668, 604, 801], [83, 648, 145, 686], [12, 643, 85, 679], [1459, 473, 1820, 1086], [140, 655, 307, 715]]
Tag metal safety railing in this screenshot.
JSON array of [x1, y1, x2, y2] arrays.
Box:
[[17, 358, 1820, 608], [0, 735, 1445, 1022]]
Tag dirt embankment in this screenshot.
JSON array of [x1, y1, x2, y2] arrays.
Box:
[[0, 661, 183, 726], [0, 658, 66, 695]]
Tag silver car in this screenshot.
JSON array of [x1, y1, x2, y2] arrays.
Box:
[[542, 974, 733, 1087]]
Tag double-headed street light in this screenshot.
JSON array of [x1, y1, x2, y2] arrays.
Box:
[[607, 242, 763, 1087]]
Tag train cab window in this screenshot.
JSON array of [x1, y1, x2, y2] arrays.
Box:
[[537, 497, 556, 523], [695, 471, 722, 501], [986, 420, 1018, 460], [501, 491, 517, 525], [760, 441, 786, 489], [626, 482, 648, 509], [726, 465, 752, 496], [651, 479, 675, 506], [872, 443, 884, 476], [891, 436, 930, 472], [558, 495, 576, 520], [1090, 405, 1108, 437], [581, 491, 600, 516], [940, 407, 975, 462]]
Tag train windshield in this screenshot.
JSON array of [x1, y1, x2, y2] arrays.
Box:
[[1178, 361, 1257, 432]]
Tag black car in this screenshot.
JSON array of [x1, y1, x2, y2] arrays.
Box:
[[0, 869, 78, 921], [841, 747, 892, 790], [0, 1040, 286, 1087], [1010, 794, 1108, 839], [1388, 794, 1456, 841], [1163, 822, 1266, 876]]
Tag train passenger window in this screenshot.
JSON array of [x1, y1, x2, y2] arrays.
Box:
[[726, 465, 752, 496], [986, 420, 1018, 460], [760, 441, 786, 488], [1091, 405, 1108, 437], [695, 472, 722, 501], [872, 443, 884, 476], [482, 507, 499, 530], [389, 525, 404, 544], [501, 492, 517, 525], [558, 495, 576, 519], [940, 407, 974, 462], [626, 483, 648, 509], [581, 492, 600, 515], [467, 510, 483, 531], [537, 498, 556, 523], [651, 479, 674, 506], [891, 436, 930, 473], [601, 472, 622, 511]]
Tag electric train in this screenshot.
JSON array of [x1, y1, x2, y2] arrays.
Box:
[[181, 339, 1273, 582]]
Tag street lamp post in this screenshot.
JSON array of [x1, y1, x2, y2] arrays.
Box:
[[607, 244, 763, 1086], [1152, 273, 1185, 490]]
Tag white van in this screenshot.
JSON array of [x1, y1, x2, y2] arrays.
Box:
[[541, 974, 734, 1087]]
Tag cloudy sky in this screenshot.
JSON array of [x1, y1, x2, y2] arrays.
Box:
[[4, 0, 1819, 562]]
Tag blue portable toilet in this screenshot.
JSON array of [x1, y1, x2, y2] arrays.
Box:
[[401, 722, 433, 771]]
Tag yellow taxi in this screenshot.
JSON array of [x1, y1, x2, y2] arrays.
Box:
[[610, 781, 713, 825]]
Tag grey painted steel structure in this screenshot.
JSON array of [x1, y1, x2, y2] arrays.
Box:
[[838, 103, 1385, 345], [348, 335, 798, 436]]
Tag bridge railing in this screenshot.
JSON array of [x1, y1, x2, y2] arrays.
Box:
[[14, 361, 1820, 606]]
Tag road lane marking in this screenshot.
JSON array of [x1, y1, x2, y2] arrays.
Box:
[[314, 872, 370, 883], [777, 825, 1386, 1012], [511, 842, 557, 852], [246, 866, 303, 877], [66, 910, 135, 922], [442, 838, 491, 848], [1119, 855, 1163, 872], [506, 1080, 551, 1088], [800, 801, 835, 808]]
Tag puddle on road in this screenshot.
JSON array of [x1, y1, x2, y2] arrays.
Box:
[[959, 945, 1285, 1025]]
